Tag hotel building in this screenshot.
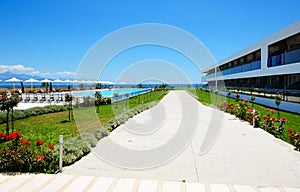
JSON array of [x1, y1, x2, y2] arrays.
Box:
[[203, 21, 300, 94]]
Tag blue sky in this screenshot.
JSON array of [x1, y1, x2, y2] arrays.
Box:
[[0, 0, 299, 83]]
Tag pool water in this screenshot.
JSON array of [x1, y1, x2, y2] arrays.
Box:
[[73, 88, 150, 98]]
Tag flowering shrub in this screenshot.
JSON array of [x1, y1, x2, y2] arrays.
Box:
[[221, 98, 288, 139], [0, 131, 58, 173], [288, 129, 300, 151]]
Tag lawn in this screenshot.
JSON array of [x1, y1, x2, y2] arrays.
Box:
[[188, 88, 300, 145], [0, 90, 167, 145]]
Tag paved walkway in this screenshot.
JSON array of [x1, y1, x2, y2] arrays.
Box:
[[1, 90, 300, 191], [63, 90, 300, 187]]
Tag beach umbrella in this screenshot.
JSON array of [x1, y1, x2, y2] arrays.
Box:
[[41, 78, 52, 91], [25, 78, 39, 91], [63, 79, 74, 89], [5, 77, 22, 89], [53, 79, 62, 88]]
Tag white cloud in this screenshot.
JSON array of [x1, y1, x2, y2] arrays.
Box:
[[55, 71, 75, 76], [0, 64, 75, 79], [0, 64, 39, 74]]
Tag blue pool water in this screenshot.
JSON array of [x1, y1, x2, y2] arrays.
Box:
[[73, 88, 151, 98]]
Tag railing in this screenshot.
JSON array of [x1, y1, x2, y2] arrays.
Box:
[[205, 60, 262, 79], [268, 49, 300, 67]]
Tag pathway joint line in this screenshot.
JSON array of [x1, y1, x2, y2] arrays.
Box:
[[156, 180, 163, 192], [252, 186, 262, 192], [107, 178, 119, 192], [181, 182, 187, 192], [33, 175, 57, 192], [0, 175, 13, 185], [228, 184, 237, 192], [83, 176, 99, 192], [58, 175, 79, 192], [204, 183, 211, 192], [9, 175, 36, 192], [132, 179, 141, 192]]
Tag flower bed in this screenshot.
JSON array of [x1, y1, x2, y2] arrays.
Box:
[[218, 95, 300, 151], [0, 131, 58, 173]]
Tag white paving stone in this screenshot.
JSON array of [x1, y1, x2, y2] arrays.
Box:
[[162, 181, 181, 192], [233, 185, 256, 192], [39, 175, 74, 192], [210, 184, 230, 192], [0, 175, 11, 183], [138, 180, 158, 192], [64, 176, 94, 192], [88, 177, 115, 192], [113, 178, 136, 192], [186, 182, 206, 192], [15, 174, 53, 192], [259, 187, 280, 192], [284, 188, 300, 192], [0, 175, 31, 192]]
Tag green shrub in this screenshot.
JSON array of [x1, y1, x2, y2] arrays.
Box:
[[63, 137, 91, 166], [95, 127, 109, 140], [79, 132, 97, 147]]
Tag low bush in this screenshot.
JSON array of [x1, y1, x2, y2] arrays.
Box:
[[0, 105, 68, 124], [63, 137, 91, 166], [95, 127, 109, 140], [79, 132, 97, 147]]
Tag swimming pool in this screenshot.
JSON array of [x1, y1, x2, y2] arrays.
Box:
[[73, 88, 151, 98]]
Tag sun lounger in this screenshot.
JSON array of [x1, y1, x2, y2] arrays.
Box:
[[24, 94, 30, 102], [40, 94, 46, 102], [56, 94, 63, 102], [32, 94, 38, 102], [48, 94, 54, 102]]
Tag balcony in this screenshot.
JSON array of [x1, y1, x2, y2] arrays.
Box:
[[268, 49, 300, 67]]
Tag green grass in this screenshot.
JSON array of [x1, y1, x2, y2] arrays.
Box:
[[0, 90, 167, 145], [188, 88, 300, 145]]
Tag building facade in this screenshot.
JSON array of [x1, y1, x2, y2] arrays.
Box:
[[203, 21, 300, 93]]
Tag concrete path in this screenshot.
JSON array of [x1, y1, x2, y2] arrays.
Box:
[[63, 90, 300, 187], [1, 174, 300, 192]]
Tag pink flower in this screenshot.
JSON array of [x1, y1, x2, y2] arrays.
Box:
[[37, 155, 44, 161], [263, 115, 270, 120], [279, 117, 287, 123]]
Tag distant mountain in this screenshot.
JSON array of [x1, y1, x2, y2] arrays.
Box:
[[0, 71, 44, 81]]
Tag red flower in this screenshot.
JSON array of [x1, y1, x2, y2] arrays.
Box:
[[0, 132, 6, 137], [271, 117, 276, 121], [271, 109, 276, 113], [279, 117, 287, 123], [250, 120, 253, 125], [36, 140, 44, 146], [37, 155, 44, 161], [20, 139, 31, 146], [242, 98, 247, 102], [49, 144, 55, 150], [271, 125, 275, 129], [290, 136, 294, 141], [248, 109, 253, 113], [267, 108, 270, 112], [288, 129, 293, 133], [263, 115, 270, 120]]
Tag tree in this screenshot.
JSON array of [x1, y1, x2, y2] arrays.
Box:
[[274, 92, 283, 119], [95, 83, 102, 89], [137, 83, 142, 88], [0, 92, 19, 134], [95, 91, 103, 113], [65, 93, 73, 121], [78, 83, 85, 90]]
